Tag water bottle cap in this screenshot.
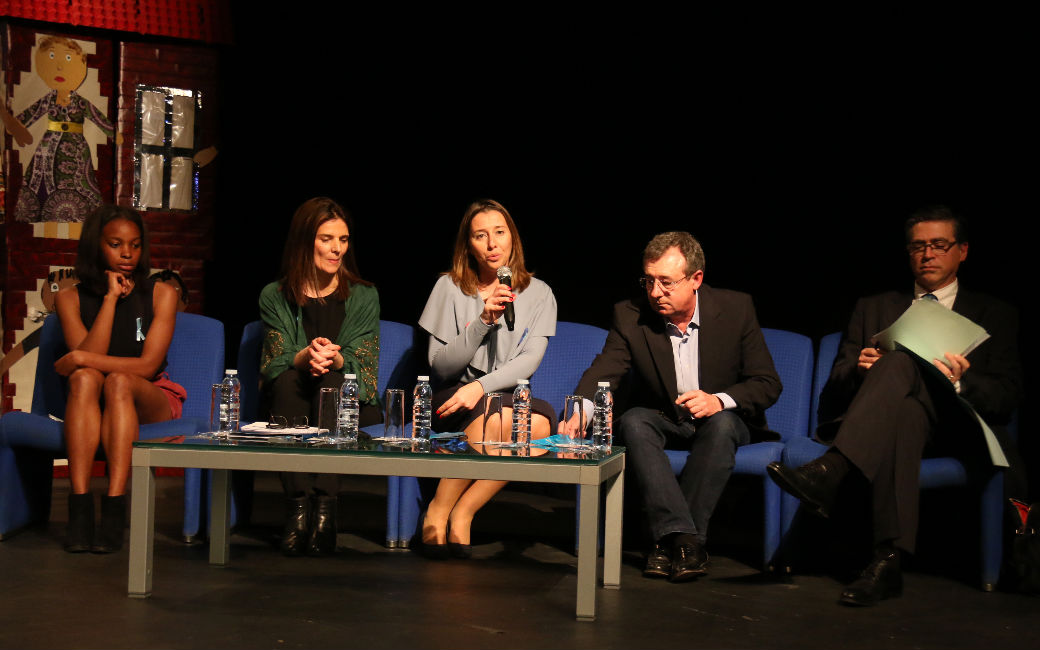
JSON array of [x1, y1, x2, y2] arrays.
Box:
[[597, 381, 610, 387], [345, 373, 357, 379], [517, 379, 529, 385], [226, 369, 238, 375], [417, 375, 429, 381]]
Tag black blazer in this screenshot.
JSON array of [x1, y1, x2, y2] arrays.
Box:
[[575, 284, 782, 442], [818, 287, 1022, 431]]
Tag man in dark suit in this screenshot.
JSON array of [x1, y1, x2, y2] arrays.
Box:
[[569, 231, 782, 582], [768, 205, 1022, 606]]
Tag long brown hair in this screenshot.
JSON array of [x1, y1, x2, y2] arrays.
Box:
[[279, 197, 370, 306], [447, 199, 532, 296]]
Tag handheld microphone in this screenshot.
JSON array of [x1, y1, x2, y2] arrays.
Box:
[[497, 266, 515, 331]]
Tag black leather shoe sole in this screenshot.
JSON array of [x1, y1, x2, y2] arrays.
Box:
[[669, 565, 708, 583], [766, 462, 831, 518], [643, 562, 671, 579]]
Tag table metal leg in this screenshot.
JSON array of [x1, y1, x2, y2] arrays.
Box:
[[576, 482, 601, 621], [209, 469, 231, 565], [128, 466, 155, 597], [602, 470, 623, 589]]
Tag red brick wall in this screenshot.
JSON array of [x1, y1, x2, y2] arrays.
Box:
[[1, 26, 220, 412]]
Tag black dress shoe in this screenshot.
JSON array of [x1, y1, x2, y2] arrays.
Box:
[[280, 496, 309, 556], [766, 457, 842, 518], [670, 543, 709, 582], [307, 495, 338, 556], [448, 542, 472, 559], [643, 542, 672, 578], [840, 550, 902, 606]]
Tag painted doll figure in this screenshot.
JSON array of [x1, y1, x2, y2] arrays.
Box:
[[0, 36, 121, 223]]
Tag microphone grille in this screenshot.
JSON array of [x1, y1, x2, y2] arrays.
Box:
[[496, 266, 512, 281]]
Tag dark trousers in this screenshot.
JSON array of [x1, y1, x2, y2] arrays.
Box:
[[618, 407, 750, 544], [831, 351, 981, 553], [268, 368, 382, 496]]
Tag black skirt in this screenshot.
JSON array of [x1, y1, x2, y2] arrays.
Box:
[[431, 382, 558, 435]]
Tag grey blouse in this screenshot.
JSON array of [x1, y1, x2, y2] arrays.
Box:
[[418, 274, 557, 393]]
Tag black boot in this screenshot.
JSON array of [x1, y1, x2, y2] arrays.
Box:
[[280, 496, 309, 556], [92, 495, 127, 553], [307, 495, 337, 556], [65, 493, 94, 553]]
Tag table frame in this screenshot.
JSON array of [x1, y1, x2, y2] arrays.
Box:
[[128, 443, 624, 621]]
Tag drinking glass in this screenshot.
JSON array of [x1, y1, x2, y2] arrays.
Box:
[[384, 389, 406, 442], [209, 383, 223, 435], [480, 392, 504, 445], [316, 387, 339, 441], [561, 394, 586, 448]]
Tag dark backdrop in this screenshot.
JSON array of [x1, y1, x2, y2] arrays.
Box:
[[207, 11, 1034, 496]]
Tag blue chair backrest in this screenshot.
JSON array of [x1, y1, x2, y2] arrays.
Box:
[[761, 328, 814, 441], [237, 320, 265, 423], [30, 314, 67, 418], [378, 320, 422, 398], [810, 332, 842, 435], [31, 312, 224, 423], [529, 321, 609, 417], [162, 313, 226, 421]]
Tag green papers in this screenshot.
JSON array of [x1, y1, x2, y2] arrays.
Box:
[[873, 298, 990, 362], [873, 299, 1006, 467]]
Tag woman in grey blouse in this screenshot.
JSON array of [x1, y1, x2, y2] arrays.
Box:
[[417, 199, 557, 558]]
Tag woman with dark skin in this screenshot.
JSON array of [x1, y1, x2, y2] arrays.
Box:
[[54, 205, 182, 553]]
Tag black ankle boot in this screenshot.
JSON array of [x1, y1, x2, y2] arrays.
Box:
[[280, 496, 309, 556], [92, 495, 127, 553], [307, 495, 337, 556], [65, 493, 94, 553]]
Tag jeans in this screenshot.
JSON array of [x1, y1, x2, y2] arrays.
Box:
[[618, 407, 749, 544]]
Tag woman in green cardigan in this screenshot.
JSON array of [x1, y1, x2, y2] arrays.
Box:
[[259, 197, 381, 556]]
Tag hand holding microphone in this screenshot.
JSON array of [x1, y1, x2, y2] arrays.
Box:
[[496, 266, 516, 331]]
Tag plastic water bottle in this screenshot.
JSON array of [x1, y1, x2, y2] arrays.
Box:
[[511, 379, 531, 447], [592, 381, 613, 451], [219, 369, 241, 433], [338, 374, 360, 442], [412, 375, 433, 439]]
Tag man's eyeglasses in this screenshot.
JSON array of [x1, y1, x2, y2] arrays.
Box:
[[266, 415, 310, 429], [638, 275, 688, 292], [907, 239, 960, 255]]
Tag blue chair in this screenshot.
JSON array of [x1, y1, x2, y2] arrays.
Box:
[[659, 327, 813, 570], [181, 320, 266, 542], [393, 321, 611, 549], [0, 312, 224, 539], [781, 331, 1008, 590], [360, 320, 424, 547]]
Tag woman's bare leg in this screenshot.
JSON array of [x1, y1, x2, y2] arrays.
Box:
[[424, 479, 473, 544], [100, 372, 172, 496], [65, 368, 105, 494]]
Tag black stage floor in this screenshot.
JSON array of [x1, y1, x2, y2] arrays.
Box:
[[0, 473, 1035, 650]]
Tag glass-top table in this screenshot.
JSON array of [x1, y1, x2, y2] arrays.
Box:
[[128, 433, 625, 621]]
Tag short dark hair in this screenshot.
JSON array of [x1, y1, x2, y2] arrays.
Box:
[[75, 204, 151, 295], [904, 205, 968, 244], [148, 269, 189, 305], [643, 231, 705, 276]]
